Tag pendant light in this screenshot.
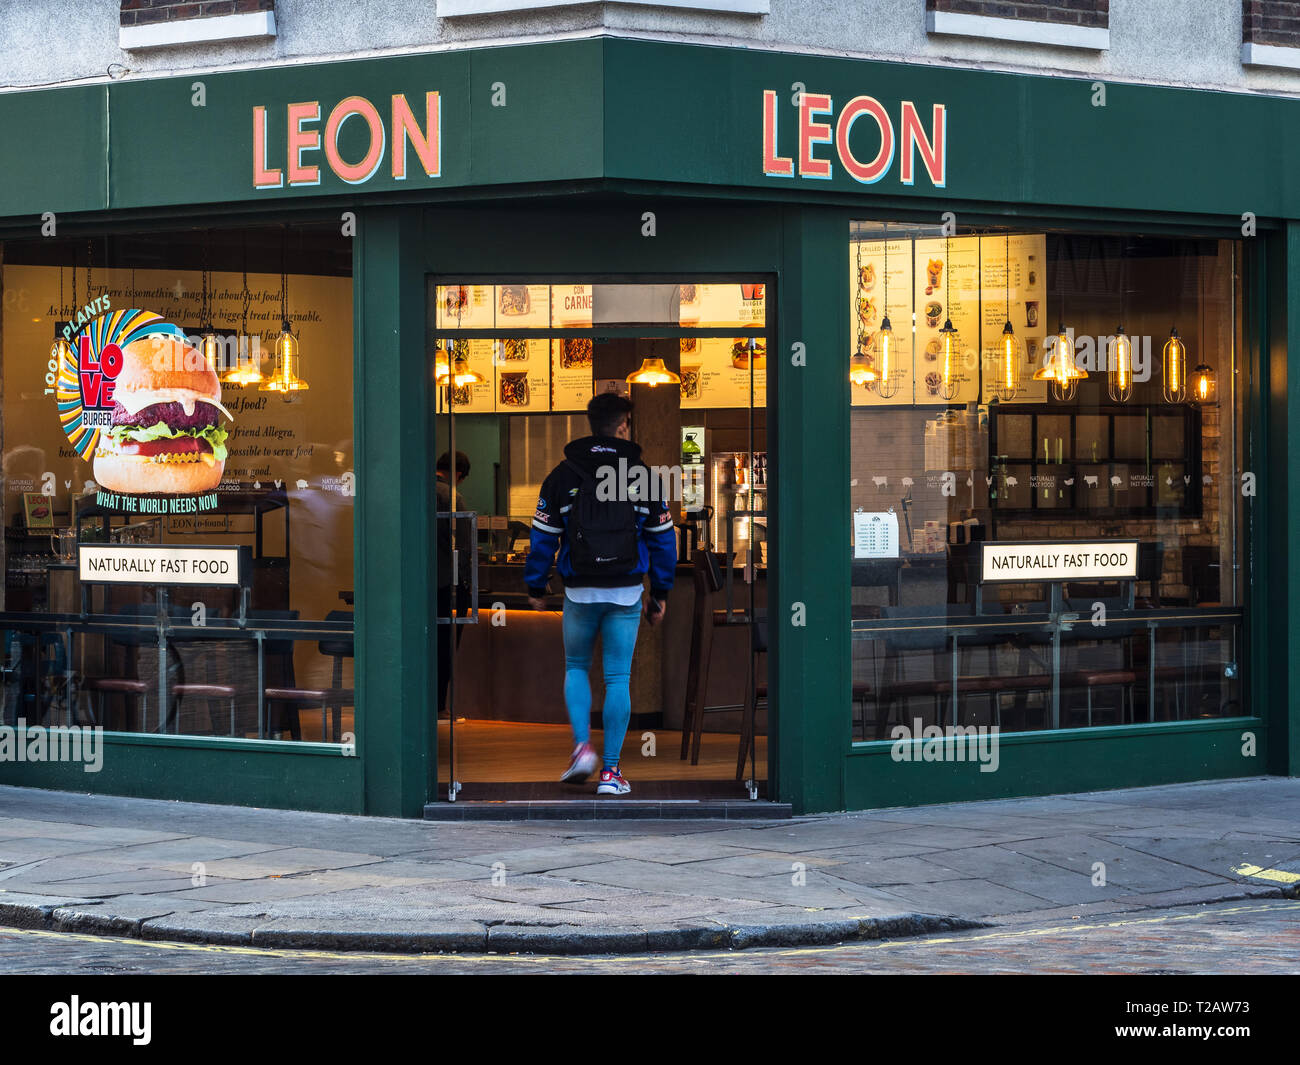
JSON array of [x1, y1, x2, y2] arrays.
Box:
[[988, 233, 1020, 402], [199, 232, 220, 372], [434, 341, 452, 383], [48, 260, 75, 383], [261, 229, 309, 396], [1191, 360, 1216, 404], [1105, 242, 1133, 402], [626, 356, 680, 386], [1032, 248, 1087, 401], [221, 237, 268, 386], [1107, 327, 1133, 402], [937, 232, 961, 402], [1161, 325, 1186, 403], [873, 226, 900, 397], [448, 341, 486, 387], [849, 233, 878, 388]]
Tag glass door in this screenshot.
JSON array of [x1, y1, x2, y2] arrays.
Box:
[[431, 279, 771, 801]]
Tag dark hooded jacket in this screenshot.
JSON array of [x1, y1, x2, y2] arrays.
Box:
[[524, 435, 677, 599]]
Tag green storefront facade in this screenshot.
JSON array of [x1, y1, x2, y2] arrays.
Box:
[[0, 37, 1294, 816]]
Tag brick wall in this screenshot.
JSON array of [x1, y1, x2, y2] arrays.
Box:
[[926, 0, 1109, 28], [1242, 1, 1300, 46], [120, 0, 274, 27]]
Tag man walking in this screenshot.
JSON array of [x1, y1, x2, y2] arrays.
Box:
[[525, 393, 677, 795]]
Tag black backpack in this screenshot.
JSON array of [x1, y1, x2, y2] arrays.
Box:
[[563, 459, 640, 576]]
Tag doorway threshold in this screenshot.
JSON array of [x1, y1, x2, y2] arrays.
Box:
[[423, 798, 792, 821]]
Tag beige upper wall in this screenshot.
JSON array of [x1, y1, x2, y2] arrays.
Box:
[[3, 1, 1300, 99]]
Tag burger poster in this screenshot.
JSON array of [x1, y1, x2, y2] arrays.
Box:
[[56, 310, 232, 513]]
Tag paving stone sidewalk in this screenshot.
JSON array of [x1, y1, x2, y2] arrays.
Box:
[[1, 778, 1297, 954]]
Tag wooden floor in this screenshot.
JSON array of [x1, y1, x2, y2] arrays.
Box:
[[437, 719, 767, 784]]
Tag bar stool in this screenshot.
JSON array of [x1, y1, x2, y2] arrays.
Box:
[[264, 610, 354, 742]]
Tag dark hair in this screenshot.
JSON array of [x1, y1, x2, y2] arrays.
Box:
[[437, 451, 471, 478], [587, 392, 633, 437]]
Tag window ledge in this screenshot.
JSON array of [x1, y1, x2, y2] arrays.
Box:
[[1241, 41, 1300, 71], [439, 0, 768, 15], [926, 10, 1109, 52], [119, 11, 277, 52]]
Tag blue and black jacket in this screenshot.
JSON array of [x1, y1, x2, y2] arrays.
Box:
[[525, 435, 677, 599]]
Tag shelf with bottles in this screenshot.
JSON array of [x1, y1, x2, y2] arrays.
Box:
[[709, 451, 768, 567]]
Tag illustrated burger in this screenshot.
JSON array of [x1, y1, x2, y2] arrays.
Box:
[[93, 335, 233, 495]]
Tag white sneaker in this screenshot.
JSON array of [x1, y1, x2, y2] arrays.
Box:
[[596, 767, 631, 795], [561, 742, 600, 782]]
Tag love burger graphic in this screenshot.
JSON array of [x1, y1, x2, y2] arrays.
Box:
[[56, 309, 233, 509]]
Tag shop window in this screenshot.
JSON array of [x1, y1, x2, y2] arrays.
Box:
[[1, 224, 354, 744], [847, 223, 1246, 743]]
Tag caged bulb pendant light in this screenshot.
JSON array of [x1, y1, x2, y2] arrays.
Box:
[[988, 233, 1020, 402], [1108, 326, 1133, 403], [1162, 325, 1186, 403], [849, 233, 879, 388], [872, 227, 898, 397], [1032, 248, 1087, 401], [261, 231, 309, 396], [938, 232, 961, 402]]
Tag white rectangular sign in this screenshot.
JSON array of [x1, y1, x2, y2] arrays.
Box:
[[853, 511, 900, 559], [980, 541, 1138, 583], [78, 544, 242, 586]]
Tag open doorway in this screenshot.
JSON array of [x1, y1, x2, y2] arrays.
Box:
[[431, 280, 771, 802]]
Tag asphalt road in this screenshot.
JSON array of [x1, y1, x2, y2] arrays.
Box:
[[4, 897, 1297, 974]]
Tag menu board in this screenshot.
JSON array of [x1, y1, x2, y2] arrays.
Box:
[[552, 284, 594, 328], [437, 339, 496, 413], [493, 338, 550, 412], [978, 234, 1048, 403], [680, 337, 766, 410], [550, 338, 594, 411], [913, 237, 981, 405], [435, 285, 494, 329], [679, 283, 766, 328], [849, 234, 1048, 407], [851, 238, 914, 407], [495, 284, 551, 329]]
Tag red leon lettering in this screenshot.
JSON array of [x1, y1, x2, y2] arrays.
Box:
[[797, 92, 834, 179], [762, 89, 794, 177], [899, 101, 946, 187], [836, 96, 894, 185]]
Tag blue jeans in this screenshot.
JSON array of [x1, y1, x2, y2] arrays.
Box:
[[562, 599, 642, 770]]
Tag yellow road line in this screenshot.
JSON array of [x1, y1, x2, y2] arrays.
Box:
[[1232, 863, 1300, 885], [2, 899, 1297, 965]]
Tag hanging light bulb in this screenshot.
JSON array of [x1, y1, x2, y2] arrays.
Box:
[[1162, 326, 1186, 403], [939, 318, 961, 401], [1034, 322, 1085, 401], [989, 321, 1020, 402], [221, 240, 267, 386], [434, 342, 452, 382], [626, 357, 680, 387], [260, 319, 310, 394], [1107, 325, 1133, 403], [450, 347, 486, 387], [1191, 360, 1216, 404], [988, 235, 1020, 402], [200, 328, 221, 372]]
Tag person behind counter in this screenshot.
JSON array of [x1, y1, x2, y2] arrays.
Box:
[[525, 393, 677, 795], [436, 450, 472, 720]]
